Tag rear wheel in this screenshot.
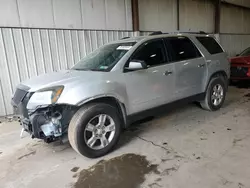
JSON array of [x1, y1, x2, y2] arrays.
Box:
[[200, 76, 226, 111], [68, 103, 122, 158]]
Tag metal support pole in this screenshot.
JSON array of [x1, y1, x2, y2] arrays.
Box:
[[177, 0, 180, 31], [215, 0, 221, 34], [131, 0, 139, 31]]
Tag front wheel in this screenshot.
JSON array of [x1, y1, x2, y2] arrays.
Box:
[[68, 103, 122, 158], [200, 76, 226, 111]]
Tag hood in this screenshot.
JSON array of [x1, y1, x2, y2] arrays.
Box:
[[21, 70, 107, 92], [230, 56, 250, 64]]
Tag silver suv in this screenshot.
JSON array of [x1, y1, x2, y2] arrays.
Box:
[[11, 33, 230, 158]]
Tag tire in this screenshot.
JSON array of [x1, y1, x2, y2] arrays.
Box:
[[68, 103, 122, 158], [200, 76, 226, 111]]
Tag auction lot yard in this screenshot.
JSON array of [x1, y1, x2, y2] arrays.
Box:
[[0, 85, 250, 188]]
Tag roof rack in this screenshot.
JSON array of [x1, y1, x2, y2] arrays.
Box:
[[121, 37, 130, 40], [149, 31, 163, 36], [198, 31, 207, 34], [149, 30, 208, 36]]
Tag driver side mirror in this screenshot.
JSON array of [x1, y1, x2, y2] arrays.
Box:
[[236, 54, 239, 57], [126, 60, 147, 71]]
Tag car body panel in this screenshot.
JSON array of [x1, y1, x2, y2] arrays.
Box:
[[174, 57, 207, 99], [124, 62, 175, 114]]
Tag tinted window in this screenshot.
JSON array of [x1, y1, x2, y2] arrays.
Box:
[[132, 40, 166, 67], [239, 47, 250, 57], [196, 37, 223, 54], [166, 37, 202, 62]]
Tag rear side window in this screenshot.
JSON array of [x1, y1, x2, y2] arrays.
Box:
[[166, 37, 202, 62], [196, 37, 223, 54]]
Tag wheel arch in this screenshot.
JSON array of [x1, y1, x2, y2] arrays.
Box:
[[77, 96, 127, 128], [205, 70, 228, 91]]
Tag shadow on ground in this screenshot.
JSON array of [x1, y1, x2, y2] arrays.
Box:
[[230, 80, 250, 89]]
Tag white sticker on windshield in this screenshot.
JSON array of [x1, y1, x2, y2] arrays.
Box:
[[117, 46, 132, 50]]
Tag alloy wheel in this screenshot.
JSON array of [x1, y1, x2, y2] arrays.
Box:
[[84, 114, 116, 150], [211, 84, 224, 106]]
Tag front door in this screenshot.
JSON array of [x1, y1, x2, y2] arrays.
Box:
[[124, 39, 175, 115]]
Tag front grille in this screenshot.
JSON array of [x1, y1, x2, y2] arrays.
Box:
[[12, 88, 28, 106], [230, 67, 248, 78]]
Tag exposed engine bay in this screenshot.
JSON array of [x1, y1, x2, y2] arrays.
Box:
[[12, 87, 77, 143], [21, 105, 76, 143]]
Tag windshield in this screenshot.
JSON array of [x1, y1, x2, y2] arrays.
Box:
[[72, 42, 136, 72], [239, 47, 250, 57]]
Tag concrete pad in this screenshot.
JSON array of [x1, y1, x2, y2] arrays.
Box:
[[0, 86, 250, 188]]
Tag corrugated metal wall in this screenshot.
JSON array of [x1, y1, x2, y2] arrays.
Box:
[[0, 0, 132, 30], [220, 34, 250, 56], [220, 3, 250, 56], [138, 0, 215, 33], [223, 0, 250, 8], [138, 0, 177, 32], [0, 28, 136, 116], [179, 0, 215, 33], [221, 4, 250, 33]]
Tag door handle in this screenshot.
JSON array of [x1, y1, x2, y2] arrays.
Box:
[[164, 70, 173, 76], [198, 64, 205, 68]]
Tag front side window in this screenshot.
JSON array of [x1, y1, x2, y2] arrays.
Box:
[[239, 47, 250, 57], [131, 40, 166, 67], [196, 36, 223, 54], [72, 42, 136, 72], [166, 37, 202, 62]]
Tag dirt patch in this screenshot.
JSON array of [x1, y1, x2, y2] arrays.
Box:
[[71, 167, 80, 173], [200, 138, 207, 141], [238, 182, 245, 188], [73, 153, 158, 188], [161, 167, 179, 176], [72, 174, 78, 178], [148, 182, 162, 188], [233, 138, 243, 145], [244, 93, 250, 97], [17, 151, 36, 160]]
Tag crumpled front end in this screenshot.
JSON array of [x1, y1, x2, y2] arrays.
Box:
[[11, 86, 76, 143]]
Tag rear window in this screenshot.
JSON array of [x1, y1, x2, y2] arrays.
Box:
[[196, 37, 223, 54]]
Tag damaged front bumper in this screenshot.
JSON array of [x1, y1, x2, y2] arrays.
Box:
[[20, 109, 64, 142], [12, 88, 76, 143]]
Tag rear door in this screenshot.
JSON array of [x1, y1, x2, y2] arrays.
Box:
[[165, 36, 207, 99], [196, 36, 230, 80]]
